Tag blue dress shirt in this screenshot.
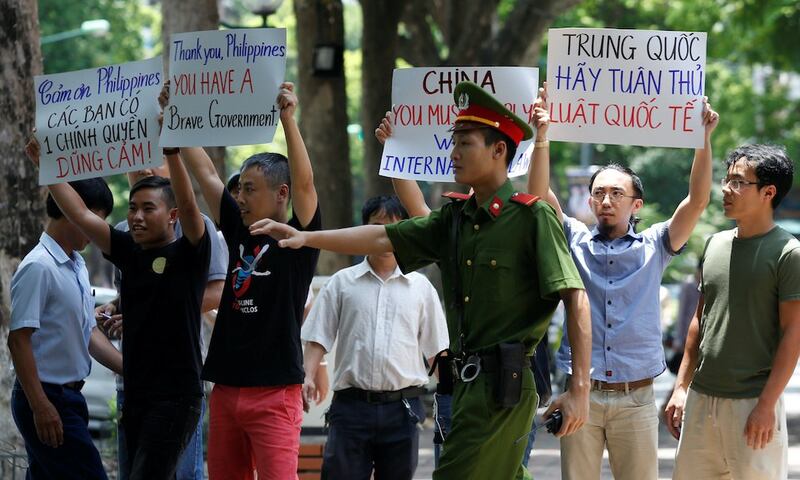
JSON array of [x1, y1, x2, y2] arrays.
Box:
[[10, 233, 95, 384], [556, 216, 679, 382]]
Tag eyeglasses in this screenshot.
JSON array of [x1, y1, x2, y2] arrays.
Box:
[[591, 190, 638, 204], [720, 178, 759, 192]]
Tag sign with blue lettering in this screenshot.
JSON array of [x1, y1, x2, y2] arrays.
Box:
[[159, 28, 287, 147], [547, 28, 707, 148], [379, 67, 539, 182], [34, 57, 163, 185]]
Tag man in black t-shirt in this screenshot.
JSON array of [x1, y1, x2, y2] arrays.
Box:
[[181, 81, 321, 479], [42, 150, 210, 480]]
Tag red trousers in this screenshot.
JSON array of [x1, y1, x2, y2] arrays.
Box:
[[207, 384, 302, 480]]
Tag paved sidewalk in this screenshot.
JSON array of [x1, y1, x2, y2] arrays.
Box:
[[414, 362, 800, 479]]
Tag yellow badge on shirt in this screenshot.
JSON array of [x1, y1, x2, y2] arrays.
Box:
[[152, 257, 167, 274]]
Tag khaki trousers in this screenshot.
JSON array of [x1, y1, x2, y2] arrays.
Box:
[[561, 384, 659, 480], [673, 388, 788, 480]]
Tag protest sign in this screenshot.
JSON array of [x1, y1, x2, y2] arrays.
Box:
[[160, 28, 287, 147], [35, 56, 163, 185], [546, 28, 707, 148], [379, 67, 539, 182]]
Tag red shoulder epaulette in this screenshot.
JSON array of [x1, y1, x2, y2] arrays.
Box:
[[509, 192, 540, 206], [441, 191, 471, 201]]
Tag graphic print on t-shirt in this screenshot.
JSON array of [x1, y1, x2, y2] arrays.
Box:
[[231, 243, 271, 303]]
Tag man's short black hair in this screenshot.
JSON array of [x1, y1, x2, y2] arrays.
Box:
[[129, 176, 176, 208], [241, 152, 291, 192], [361, 195, 409, 225], [479, 128, 518, 167], [46, 178, 113, 219], [725, 144, 794, 209]]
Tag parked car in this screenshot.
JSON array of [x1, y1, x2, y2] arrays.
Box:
[[83, 286, 119, 437]]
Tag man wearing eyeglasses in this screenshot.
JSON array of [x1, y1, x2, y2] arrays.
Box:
[[527, 91, 719, 480], [667, 144, 799, 480]]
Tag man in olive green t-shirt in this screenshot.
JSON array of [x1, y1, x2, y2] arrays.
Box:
[[667, 144, 800, 480], [248, 81, 593, 480]]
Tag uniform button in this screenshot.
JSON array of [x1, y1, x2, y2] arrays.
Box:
[[466, 259, 472, 266], [607, 323, 612, 328], [609, 280, 613, 284], [610, 246, 614, 249], [609, 260, 614, 264], [473, 224, 480, 231], [607, 300, 611, 305], [490, 259, 497, 267], [492, 203, 500, 210], [464, 296, 470, 303], [606, 346, 611, 351]]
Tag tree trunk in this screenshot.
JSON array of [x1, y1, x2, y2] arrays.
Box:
[[294, 0, 352, 274], [0, 0, 44, 445], [161, 0, 225, 214], [359, 0, 405, 198]]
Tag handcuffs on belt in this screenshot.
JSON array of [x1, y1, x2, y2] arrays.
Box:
[[455, 354, 482, 383]]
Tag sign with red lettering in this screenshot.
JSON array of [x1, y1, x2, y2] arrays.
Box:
[[160, 28, 286, 147], [380, 67, 539, 182], [34, 57, 163, 185], [547, 28, 707, 148]]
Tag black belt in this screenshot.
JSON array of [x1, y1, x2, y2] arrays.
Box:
[[42, 381, 85, 392], [452, 353, 531, 382], [334, 386, 427, 404]]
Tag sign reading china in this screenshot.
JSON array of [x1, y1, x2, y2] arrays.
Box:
[[546, 28, 707, 148], [379, 67, 539, 182], [160, 28, 287, 147], [35, 57, 163, 185]]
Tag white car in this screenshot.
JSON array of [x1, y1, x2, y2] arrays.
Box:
[[83, 286, 119, 437]]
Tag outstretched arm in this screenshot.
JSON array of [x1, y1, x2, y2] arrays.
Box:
[[375, 110, 431, 217], [526, 83, 564, 222], [279, 82, 318, 227], [667, 98, 719, 252], [25, 137, 111, 254], [165, 150, 205, 245], [249, 219, 393, 255]]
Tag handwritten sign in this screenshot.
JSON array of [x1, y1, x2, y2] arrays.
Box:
[[160, 28, 287, 147], [35, 57, 163, 185], [379, 67, 539, 182], [546, 28, 707, 148]]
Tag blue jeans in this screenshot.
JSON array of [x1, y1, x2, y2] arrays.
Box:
[[117, 390, 204, 480], [174, 399, 205, 480], [322, 393, 424, 480], [11, 380, 108, 480], [432, 393, 452, 468]]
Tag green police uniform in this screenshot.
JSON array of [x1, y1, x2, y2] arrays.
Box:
[[385, 180, 583, 479]]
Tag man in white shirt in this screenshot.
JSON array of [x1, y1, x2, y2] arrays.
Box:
[[301, 195, 449, 480]]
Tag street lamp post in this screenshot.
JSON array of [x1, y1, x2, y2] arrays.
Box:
[[40, 19, 110, 45]]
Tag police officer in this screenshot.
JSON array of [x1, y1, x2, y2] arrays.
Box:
[[250, 81, 592, 479]]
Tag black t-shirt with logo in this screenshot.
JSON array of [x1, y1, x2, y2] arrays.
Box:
[[105, 226, 211, 399], [202, 191, 321, 386]]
